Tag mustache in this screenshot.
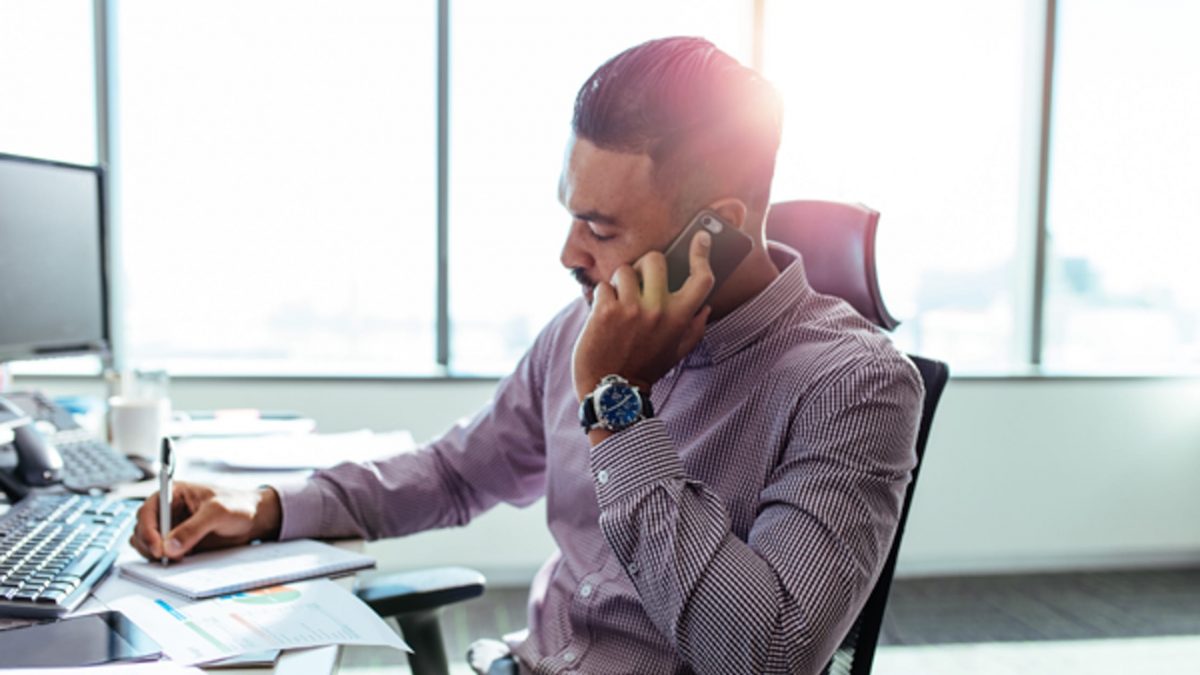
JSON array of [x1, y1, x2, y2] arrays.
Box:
[[570, 268, 596, 289]]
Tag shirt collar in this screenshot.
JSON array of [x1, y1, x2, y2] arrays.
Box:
[[688, 242, 811, 366]]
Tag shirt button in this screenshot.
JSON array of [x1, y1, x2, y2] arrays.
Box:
[[579, 583, 593, 598], [597, 469, 609, 484], [627, 562, 639, 575], [563, 651, 576, 663]]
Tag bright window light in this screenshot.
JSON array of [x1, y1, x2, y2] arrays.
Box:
[[116, 1, 437, 376], [763, 0, 1031, 372], [1043, 0, 1200, 373], [0, 0, 96, 165]]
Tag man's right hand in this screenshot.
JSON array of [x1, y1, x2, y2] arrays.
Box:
[[129, 481, 283, 562]]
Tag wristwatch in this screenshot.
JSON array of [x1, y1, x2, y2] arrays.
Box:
[[579, 374, 654, 434]]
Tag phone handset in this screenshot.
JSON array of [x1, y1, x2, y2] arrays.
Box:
[[0, 396, 64, 500], [11, 424, 64, 486]]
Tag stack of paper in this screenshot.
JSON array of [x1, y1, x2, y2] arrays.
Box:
[[181, 430, 416, 471], [166, 409, 317, 438]]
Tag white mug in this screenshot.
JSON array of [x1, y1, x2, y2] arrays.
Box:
[[108, 396, 171, 461]]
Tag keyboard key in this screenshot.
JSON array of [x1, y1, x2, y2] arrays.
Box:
[[35, 590, 67, 604], [58, 546, 106, 580]]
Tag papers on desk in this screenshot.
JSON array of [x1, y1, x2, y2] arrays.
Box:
[[181, 430, 416, 471], [119, 539, 375, 599], [166, 409, 317, 439], [109, 578, 410, 665]]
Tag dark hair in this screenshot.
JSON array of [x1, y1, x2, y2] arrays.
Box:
[[572, 36, 783, 220]]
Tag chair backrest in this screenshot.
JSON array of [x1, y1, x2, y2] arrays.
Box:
[[765, 200, 949, 675], [766, 200, 899, 331]]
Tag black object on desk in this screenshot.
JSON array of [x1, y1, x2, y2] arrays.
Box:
[[0, 610, 161, 667]]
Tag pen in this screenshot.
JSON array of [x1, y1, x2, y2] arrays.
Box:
[[159, 437, 175, 566]]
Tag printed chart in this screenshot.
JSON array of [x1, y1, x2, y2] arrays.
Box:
[[111, 579, 408, 665]]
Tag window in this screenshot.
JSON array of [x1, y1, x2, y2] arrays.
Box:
[[762, 0, 1032, 372], [116, 0, 438, 375], [9, 1, 1197, 379], [1042, 0, 1200, 373], [446, 0, 752, 374], [0, 0, 96, 165]]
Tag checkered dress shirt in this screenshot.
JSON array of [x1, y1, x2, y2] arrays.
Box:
[[276, 244, 923, 674]]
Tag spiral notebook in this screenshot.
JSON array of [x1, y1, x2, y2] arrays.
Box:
[[119, 539, 375, 599]]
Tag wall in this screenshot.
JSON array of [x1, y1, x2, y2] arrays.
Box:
[[15, 374, 1200, 585]]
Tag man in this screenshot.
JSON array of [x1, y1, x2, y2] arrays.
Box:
[[132, 37, 922, 674]]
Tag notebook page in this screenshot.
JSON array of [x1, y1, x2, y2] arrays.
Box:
[[120, 539, 374, 598]]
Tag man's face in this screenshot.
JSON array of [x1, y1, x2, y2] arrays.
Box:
[[558, 135, 679, 304]]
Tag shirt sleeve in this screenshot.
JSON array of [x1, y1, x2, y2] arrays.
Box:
[[590, 354, 923, 675], [272, 324, 557, 541]]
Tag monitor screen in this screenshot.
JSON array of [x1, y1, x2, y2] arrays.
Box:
[[0, 154, 108, 363]]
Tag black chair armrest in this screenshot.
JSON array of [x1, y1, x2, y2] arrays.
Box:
[[355, 565, 486, 617], [353, 566, 486, 675]]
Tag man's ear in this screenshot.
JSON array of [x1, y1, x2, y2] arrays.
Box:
[[706, 198, 749, 231]]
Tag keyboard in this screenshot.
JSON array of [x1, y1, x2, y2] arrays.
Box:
[[0, 493, 138, 618]]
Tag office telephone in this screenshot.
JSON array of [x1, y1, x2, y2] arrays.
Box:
[[0, 391, 145, 500]]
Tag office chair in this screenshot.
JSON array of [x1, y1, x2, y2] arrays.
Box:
[[765, 199, 949, 675], [355, 200, 949, 675]]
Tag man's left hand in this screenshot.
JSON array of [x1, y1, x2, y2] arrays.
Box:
[[573, 231, 715, 402]]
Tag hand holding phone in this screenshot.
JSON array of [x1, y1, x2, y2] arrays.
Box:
[[572, 208, 752, 404], [663, 209, 753, 299]]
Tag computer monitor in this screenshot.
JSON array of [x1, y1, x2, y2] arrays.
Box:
[[0, 153, 109, 364]]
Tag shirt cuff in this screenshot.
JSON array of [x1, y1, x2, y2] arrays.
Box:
[[589, 418, 686, 509], [273, 480, 328, 541]]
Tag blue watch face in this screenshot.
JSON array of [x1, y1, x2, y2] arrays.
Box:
[[598, 382, 642, 429]]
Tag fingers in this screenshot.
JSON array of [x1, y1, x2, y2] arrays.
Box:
[[632, 252, 667, 306], [130, 491, 163, 560], [129, 481, 226, 562], [676, 230, 715, 308], [609, 265, 640, 306], [592, 280, 616, 308]]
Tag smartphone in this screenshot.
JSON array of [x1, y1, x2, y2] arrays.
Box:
[[664, 209, 753, 297]]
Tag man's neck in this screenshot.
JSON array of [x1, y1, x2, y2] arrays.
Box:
[[705, 246, 781, 322]]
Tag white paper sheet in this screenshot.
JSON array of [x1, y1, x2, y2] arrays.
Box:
[[109, 578, 410, 665], [180, 430, 416, 470]]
